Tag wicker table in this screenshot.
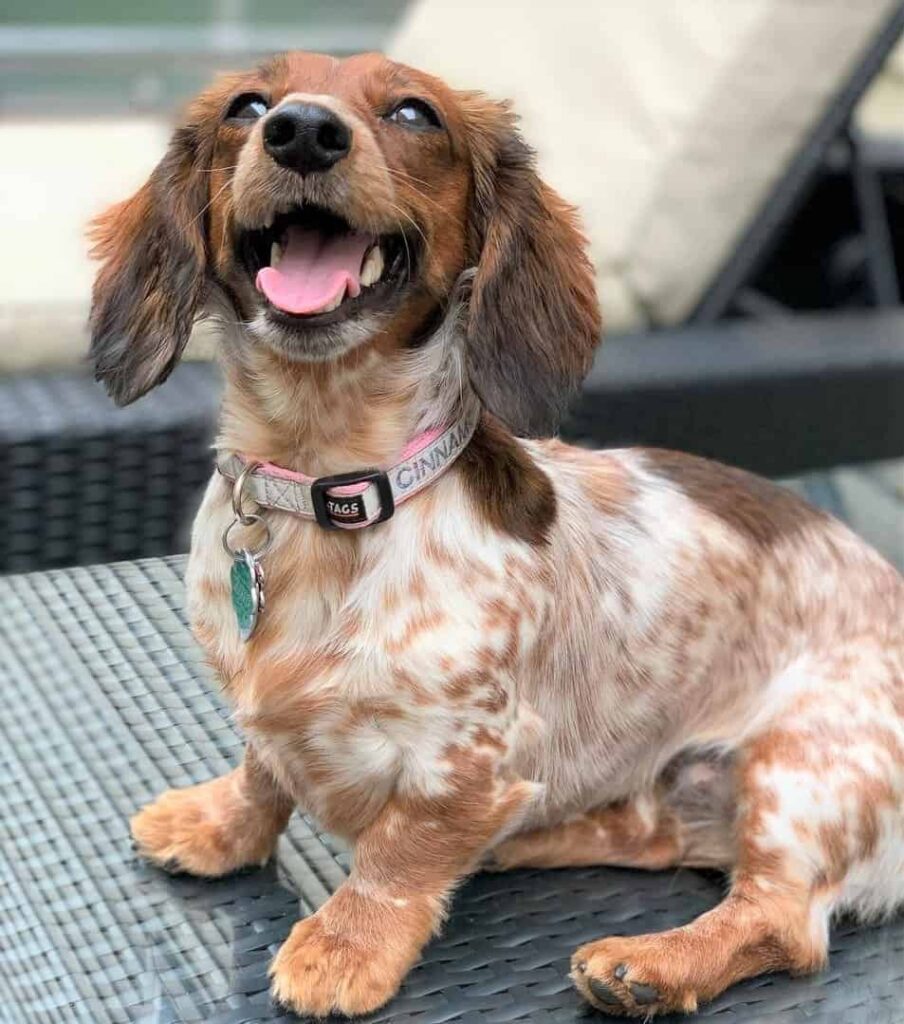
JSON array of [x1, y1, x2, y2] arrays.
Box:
[[1, 558, 902, 1024]]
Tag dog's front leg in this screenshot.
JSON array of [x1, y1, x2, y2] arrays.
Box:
[[130, 745, 293, 876], [270, 752, 536, 1018]]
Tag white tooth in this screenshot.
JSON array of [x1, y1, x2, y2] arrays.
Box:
[[321, 288, 345, 313], [360, 245, 384, 288], [270, 242, 283, 268]]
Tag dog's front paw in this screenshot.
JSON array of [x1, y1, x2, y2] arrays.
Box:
[[131, 774, 280, 877], [269, 885, 438, 1018], [269, 913, 408, 1018]]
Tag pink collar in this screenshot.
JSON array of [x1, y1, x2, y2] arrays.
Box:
[[216, 407, 480, 530]]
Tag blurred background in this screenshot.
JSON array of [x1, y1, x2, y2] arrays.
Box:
[[1, 0, 902, 573]]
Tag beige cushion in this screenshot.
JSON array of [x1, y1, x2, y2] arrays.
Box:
[[0, 119, 169, 370], [391, 0, 898, 332], [0, 117, 225, 373]]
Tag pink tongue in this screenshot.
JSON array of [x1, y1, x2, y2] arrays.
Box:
[[256, 225, 371, 315]]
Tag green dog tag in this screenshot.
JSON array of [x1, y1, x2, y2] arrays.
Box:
[[230, 549, 265, 641]]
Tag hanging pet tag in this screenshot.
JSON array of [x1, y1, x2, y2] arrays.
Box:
[[222, 461, 270, 642], [230, 548, 265, 642]]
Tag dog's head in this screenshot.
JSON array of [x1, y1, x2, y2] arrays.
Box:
[[90, 51, 600, 435]]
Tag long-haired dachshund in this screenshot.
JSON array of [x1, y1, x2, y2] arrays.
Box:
[[89, 52, 904, 1019]]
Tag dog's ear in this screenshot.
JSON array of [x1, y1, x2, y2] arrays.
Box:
[[461, 95, 601, 437], [89, 121, 211, 406]]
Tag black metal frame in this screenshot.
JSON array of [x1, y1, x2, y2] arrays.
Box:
[[564, 310, 904, 477], [691, 3, 904, 323]]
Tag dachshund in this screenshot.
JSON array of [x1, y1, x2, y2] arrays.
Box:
[[89, 51, 904, 1019]]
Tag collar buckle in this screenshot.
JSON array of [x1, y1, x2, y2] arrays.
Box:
[[310, 469, 395, 530]]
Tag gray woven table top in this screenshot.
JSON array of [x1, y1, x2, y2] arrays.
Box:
[[1, 558, 902, 1024]]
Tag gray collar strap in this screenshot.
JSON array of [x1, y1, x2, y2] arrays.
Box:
[[216, 406, 479, 531]]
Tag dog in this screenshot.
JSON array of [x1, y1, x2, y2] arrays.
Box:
[[89, 51, 904, 1019]]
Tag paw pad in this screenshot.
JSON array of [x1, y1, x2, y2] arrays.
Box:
[[629, 981, 660, 1005], [574, 956, 665, 1016], [588, 977, 622, 1006]]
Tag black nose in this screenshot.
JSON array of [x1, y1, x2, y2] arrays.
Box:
[[262, 103, 352, 174]]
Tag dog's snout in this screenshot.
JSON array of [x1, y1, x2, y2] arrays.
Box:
[[263, 103, 352, 174]]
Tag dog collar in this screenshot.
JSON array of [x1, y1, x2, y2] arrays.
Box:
[[216, 406, 479, 531]]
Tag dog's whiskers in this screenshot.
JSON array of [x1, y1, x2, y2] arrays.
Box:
[[385, 168, 447, 213], [190, 177, 233, 227]]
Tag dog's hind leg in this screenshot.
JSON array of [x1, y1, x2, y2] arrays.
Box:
[[571, 654, 903, 1017], [489, 748, 737, 871], [130, 745, 294, 877]]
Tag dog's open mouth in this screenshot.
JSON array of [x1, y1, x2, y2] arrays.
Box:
[[237, 205, 413, 326]]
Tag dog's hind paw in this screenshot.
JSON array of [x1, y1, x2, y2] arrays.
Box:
[[571, 936, 699, 1017]]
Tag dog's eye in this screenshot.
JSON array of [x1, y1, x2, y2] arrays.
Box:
[[385, 98, 443, 131], [226, 93, 270, 122]]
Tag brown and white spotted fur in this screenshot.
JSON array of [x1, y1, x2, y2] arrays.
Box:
[[89, 51, 904, 1019]]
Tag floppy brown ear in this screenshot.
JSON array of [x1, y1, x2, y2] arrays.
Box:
[[462, 96, 601, 437], [89, 123, 211, 405]]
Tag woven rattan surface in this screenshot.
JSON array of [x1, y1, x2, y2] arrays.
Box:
[[0, 365, 220, 574], [1, 558, 902, 1024]]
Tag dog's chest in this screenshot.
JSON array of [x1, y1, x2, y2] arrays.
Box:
[[184, 472, 548, 833], [243, 680, 473, 836]]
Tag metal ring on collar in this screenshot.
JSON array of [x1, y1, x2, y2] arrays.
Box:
[[231, 460, 262, 524], [222, 514, 272, 559]]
